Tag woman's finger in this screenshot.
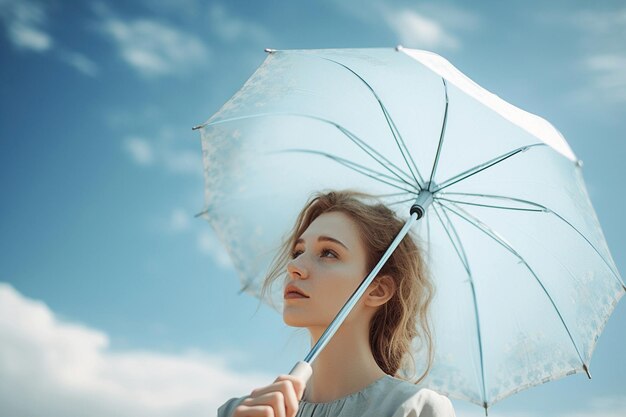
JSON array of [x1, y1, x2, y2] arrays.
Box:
[[270, 379, 299, 417], [248, 378, 302, 417], [274, 375, 306, 400], [242, 392, 287, 417], [234, 404, 275, 417]]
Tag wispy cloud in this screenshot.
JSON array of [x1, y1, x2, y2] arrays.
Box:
[[124, 136, 155, 166], [583, 54, 626, 103], [170, 208, 191, 232], [0, 0, 52, 51], [0, 0, 101, 77], [122, 134, 201, 176], [0, 283, 268, 417], [197, 229, 233, 269], [149, 207, 233, 268], [328, 1, 478, 50], [94, 3, 210, 78], [161, 148, 202, 175], [380, 7, 459, 50], [569, 8, 626, 47], [208, 3, 272, 45], [58, 50, 99, 77], [568, 7, 626, 103]]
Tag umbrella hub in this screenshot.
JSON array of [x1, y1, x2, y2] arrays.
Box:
[[410, 182, 436, 219]]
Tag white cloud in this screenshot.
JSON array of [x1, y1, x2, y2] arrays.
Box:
[[7, 20, 51, 50], [152, 208, 233, 265], [0, 0, 52, 51], [415, 3, 480, 32], [197, 230, 233, 269], [162, 148, 202, 175], [328, 1, 479, 51], [95, 5, 210, 78], [584, 54, 626, 102], [124, 136, 155, 166], [567, 7, 626, 103], [59, 50, 99, 77], [122, 134, 201, 176], [0, 282, 269, 417], [381, 8, 459, 50], [569, 8, 626, 42], [208, 3, 272, 45], [0, 0, 102, 78], [170, 208, 191, 232]]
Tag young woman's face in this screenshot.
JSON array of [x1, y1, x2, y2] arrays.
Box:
[[283, 211, 370, 329]]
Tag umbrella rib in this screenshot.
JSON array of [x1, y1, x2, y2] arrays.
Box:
[[432, 203, 470, 273], [316, 56, 425, 189], [200, 111, 417, 188], [334, 122, 417, 186], [375, 191, 416, 198], [428, 78, 450, 189], [387, 196, 420, 207], [439, 192, 624, 287], [432, 202, 489, 408], [435, 197, 544, 213], [433, 143, 547, 193], [381, 105, 426, 187], [279, 149, 418, 194], [426, 203, 431, 263], [438, 200, 589, 370]]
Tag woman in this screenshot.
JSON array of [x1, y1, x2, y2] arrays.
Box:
[[217, 190, 456, 417]]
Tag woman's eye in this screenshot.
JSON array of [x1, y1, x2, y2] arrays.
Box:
[[291, 249, 303, 259], [321, 249, 338, 258]]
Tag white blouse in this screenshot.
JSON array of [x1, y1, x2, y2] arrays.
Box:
[[217, 375, 456, 417]]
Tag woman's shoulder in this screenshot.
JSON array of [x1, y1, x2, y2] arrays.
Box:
[[382, 377, 456, 417]]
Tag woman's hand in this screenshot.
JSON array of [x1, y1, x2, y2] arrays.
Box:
[[232, 374, 306, 417]]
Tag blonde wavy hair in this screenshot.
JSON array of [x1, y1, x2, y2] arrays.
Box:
[[261, 190, 434, 383]]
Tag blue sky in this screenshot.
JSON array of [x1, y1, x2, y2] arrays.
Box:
[[1, 0, 625, 416]]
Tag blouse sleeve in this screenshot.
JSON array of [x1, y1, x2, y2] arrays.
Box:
[[216, 396, 248, 417], [391, 388, 456, 417]]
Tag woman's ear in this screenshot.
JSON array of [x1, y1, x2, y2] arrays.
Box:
[[365, 275, 396, 307]]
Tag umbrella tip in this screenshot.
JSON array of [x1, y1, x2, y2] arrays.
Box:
[[576, 159, 584, 167], [583, 364, 592, 379], [395, 44, 404, 51], [483, 402, 489, 416], [265, 48, 276, 53], [194, 209, 209, 218]]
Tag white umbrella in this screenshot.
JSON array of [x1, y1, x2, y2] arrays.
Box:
[[194, 47, 625, 412]]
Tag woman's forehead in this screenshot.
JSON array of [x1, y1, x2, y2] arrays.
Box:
[[299, 212, 362, 247]]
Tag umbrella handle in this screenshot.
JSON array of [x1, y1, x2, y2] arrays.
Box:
[[289, 361, 313, 383]]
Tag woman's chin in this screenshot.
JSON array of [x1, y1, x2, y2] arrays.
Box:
[[282, 313, 307, 327], [282, 309, 316, 327]]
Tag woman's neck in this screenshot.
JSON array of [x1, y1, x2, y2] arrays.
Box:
[[303, 319, 388, 403]]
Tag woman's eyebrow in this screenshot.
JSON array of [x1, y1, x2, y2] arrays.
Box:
[[295, 236, 349, 250]]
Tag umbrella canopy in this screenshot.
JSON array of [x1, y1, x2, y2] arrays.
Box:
[[195, 47, 625, 410]]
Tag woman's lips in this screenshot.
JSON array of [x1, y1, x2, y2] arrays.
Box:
[[285, 292, 309, 299], [284, 284, 309, 299]]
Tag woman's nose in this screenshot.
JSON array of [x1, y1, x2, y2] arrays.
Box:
[[287, 257, 309, 279]]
